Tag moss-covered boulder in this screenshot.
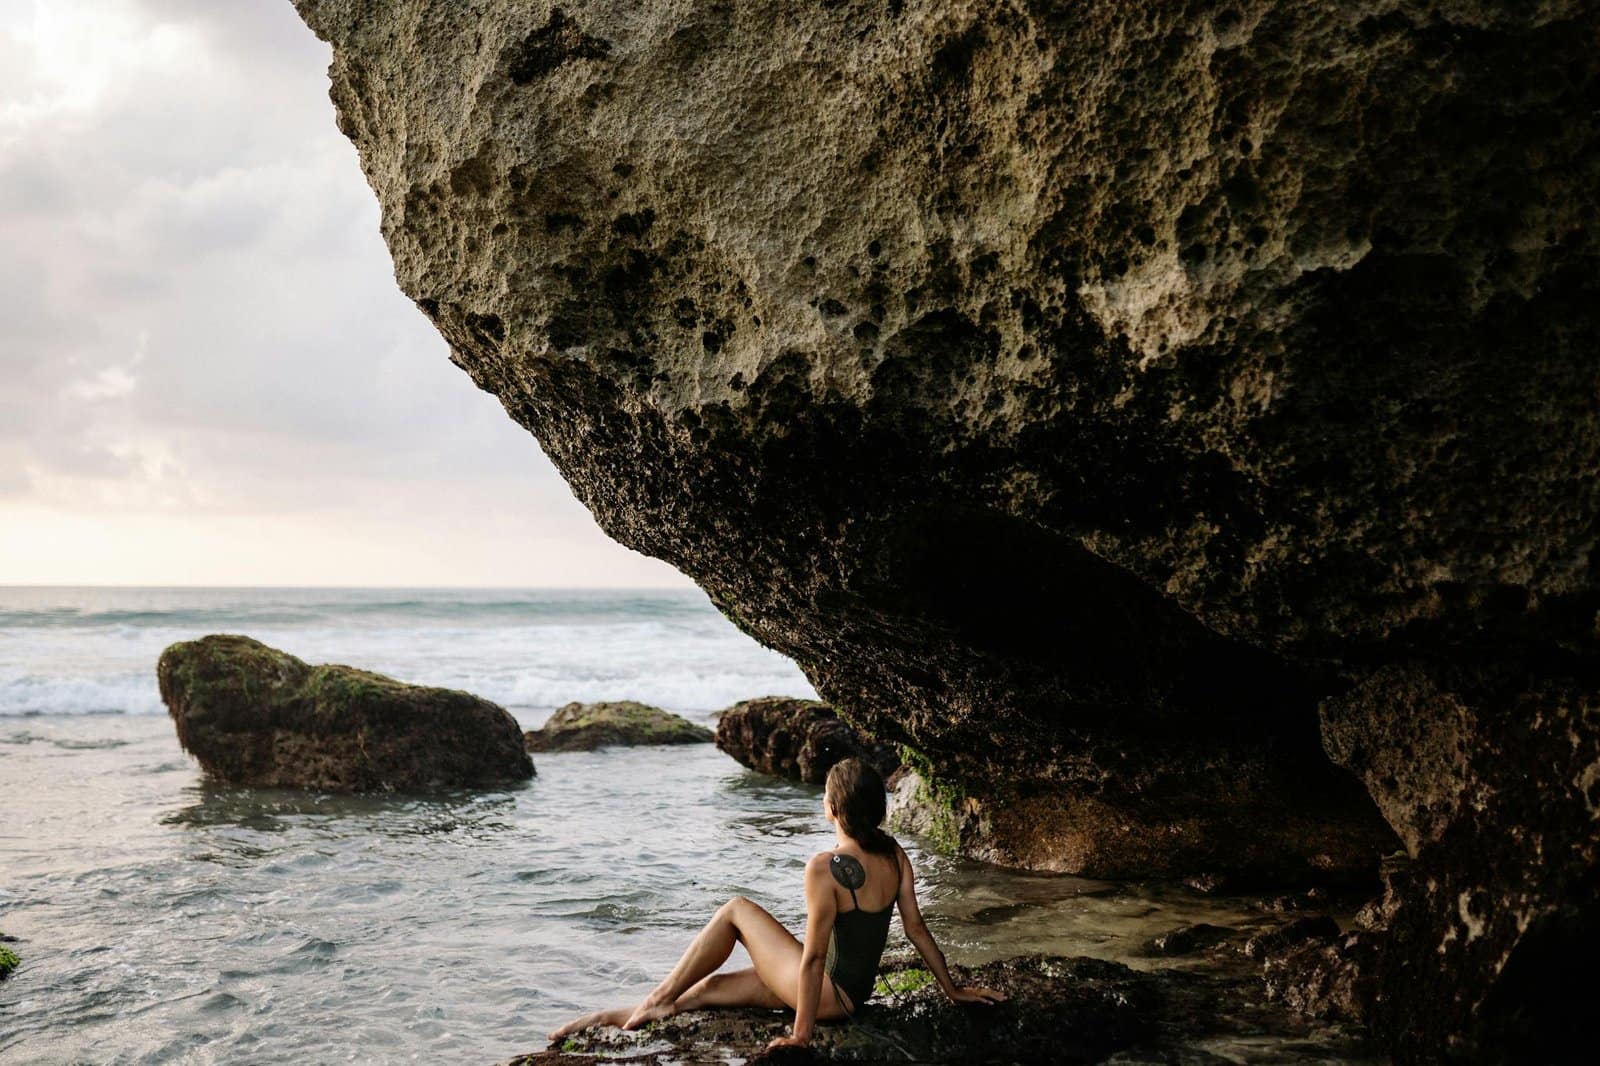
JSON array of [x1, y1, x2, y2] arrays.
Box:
[[157, 634, 534, 791], [715, 697, 901, 785], [0, 939, 19, 981], [525, 701, 712, 752]]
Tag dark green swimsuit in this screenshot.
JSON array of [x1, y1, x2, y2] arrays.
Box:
[[824, 849, 899, 1016]]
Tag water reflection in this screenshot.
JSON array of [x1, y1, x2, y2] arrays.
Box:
[[161, 783, 522, 842]]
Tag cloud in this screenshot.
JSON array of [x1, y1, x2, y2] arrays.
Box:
[[0, 0, 689, 587], [62, 329, 145, 400]]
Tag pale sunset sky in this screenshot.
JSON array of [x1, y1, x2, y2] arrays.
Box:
[[0, 0, 690, 588]]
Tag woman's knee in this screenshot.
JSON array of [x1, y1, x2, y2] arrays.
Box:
[[686, 971, 728, 998]]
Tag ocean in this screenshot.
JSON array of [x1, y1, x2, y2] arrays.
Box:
[[0, 587, 1346, 1064]]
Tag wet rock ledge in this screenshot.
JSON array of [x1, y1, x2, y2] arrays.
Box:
[[503, 953, 1374, 1065], [159, 634, 533, 791], [292, 0, 1600, 1057]]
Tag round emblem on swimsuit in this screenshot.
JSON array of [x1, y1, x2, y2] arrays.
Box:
[[830, 853, 867, 889]]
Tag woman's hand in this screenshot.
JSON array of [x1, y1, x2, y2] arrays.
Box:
[[766, 1032, 810, 1050], [948, 984, 1007, 1005]]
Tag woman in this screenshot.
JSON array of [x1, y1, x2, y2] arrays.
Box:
[[548, 757, 1005, 1049]]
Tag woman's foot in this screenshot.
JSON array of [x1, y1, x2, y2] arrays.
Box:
[[620, 994, 676, 1030], [548, 1006, 630, 1042]]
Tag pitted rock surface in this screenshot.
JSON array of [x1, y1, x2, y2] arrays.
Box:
[[291, 1, 1599, 1058], [715, 697, 901, 784]]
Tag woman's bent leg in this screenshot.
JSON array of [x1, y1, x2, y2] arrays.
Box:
[[673, 967, 787, 1013], [622, 895, 750, 1027], [623, 896, 847, 1028], [550, 896, 848, 1041], [722, 898, 849, 1021]]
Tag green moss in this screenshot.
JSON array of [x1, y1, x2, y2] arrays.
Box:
[[532, 701, 712, 750], [308, 666, 405, 706], [894, 744, 967, 855], [874, 967, 933, 997], [0, 944, 20, 980], [898, 744, 934, 779], [917, 781, 965, 855]]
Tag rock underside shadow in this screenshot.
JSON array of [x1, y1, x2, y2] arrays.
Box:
[[289, 0, 1600, 1059]]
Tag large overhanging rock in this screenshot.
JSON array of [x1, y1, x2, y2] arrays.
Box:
[[291, 1, 1599, 1058]]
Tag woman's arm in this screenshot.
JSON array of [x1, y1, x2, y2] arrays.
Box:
[[778, 852, 837, 1044], [895, 844, 1006, 1005]]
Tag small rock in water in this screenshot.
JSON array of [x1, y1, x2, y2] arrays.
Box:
[[1182, 872, 1231, 895], [714, 697, 900, 784], [1263, 932, 1380, 1024], [158, 634, 534, 792], [524, 700, 713, 752], [1244, 915, 1342, 960], [1145, 923, 1235, 957]]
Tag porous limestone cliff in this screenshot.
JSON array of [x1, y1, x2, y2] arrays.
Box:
[[290, 2, 1599, 1059]]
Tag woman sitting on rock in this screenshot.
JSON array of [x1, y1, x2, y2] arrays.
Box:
[[548, 757, 1004, 1049]]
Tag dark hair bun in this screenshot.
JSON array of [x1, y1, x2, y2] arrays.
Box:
[[825, 757, 896, 856]]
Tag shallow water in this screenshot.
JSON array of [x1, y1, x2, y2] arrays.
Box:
[[0, 589, 1374, 1063], [0, 716, 1373, 1065]]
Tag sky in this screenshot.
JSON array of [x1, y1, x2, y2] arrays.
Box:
[[0, 0, 690, 588]]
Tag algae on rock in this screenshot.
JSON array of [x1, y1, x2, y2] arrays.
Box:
[[525, 700, 712, 752], [159, 634, 534, 791]]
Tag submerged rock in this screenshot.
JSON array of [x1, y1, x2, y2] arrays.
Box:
[[525, 701, 712, 752], [1263, 930, 1381, 1027], [1243, 915, 1341, 960], [1145, 923, 1236, 958], [158, 635, 534, 791], [293, 0, 1599, 1057], [503, 954, 1373, 1065], [715, 698, 899, 784]]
